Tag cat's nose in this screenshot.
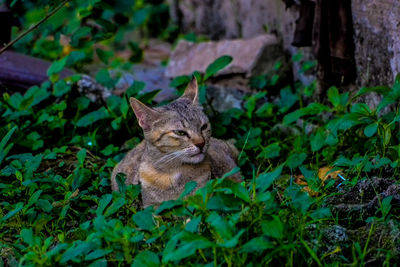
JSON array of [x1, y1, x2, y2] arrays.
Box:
[[195, 141, 205, 150]]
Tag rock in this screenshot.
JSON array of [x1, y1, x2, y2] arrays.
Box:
[[326, 178, 400, 223], [205, 83, 245, 113], [76, 74, 111, 104], [112, 40, 177, 103], [166, 34, 284, 78]]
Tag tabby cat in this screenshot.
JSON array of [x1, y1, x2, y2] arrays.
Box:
[[111, 78, 240, 207]]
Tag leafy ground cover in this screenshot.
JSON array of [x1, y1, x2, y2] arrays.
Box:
[[1, 0, 400, 266]]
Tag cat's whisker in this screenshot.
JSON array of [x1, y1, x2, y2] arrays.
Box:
[[156, 151, 184, 167]]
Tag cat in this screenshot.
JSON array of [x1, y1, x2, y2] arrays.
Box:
[[111, 77, 240, 207]]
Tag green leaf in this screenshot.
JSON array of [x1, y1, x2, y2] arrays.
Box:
[[53, 80, 71, 97], [115, 173, 127, 194], [364, 122, 378, 137], [132, 209, 155, 231], [95, 69, 115, 88], [0, 126, 17, 165], [162, 233, 214, 263], [206, 212, 232, 240], [261, 215, 284, 239], [84, 249, 113, 261], [77, 149, 86, 167], [27, 190, 42, 208], [20, 228, 34, 246], [169, 75, 191, 88], [256, 165, 283, 192], [178, 181, 197, 200], [96, 48, 114, 64], [138, 90, 161, 104], [258, 142, 280, 159], [76, 107, 109, 127], [185, 216, 202, 233], [355, 85, 391, 98], [286, 153, 307, 169], [155, 199, 183, 215], [37, 199, 53, 213], [60, 241, 96, 264], [283, 103, 329, 124], [327, 86, 340, 107], [132, 251, 160, 267], [240, 237, 273, 253], [284, 185, 313, 214], [310, 129, 325, 152], [1, 202, 24, 222], [231, 182, 250, 202], [104, 197, 125, 217], [96, 194, 112, 216], [67, 51, 86, 66], [204, 55, 233, 80], [47, 57, 68, 76]]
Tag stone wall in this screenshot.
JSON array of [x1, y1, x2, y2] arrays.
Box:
[[170, 0, 400, 87]]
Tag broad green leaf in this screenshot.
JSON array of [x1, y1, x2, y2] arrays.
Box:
[[155, 199, 183, 215], [364, 122, 378, 137], [185, 216, 202, 233], [256, 164, 283, 192], [84, 249, 113, 261], [283, 103, 329, 124], [169, 75, 191, 88], [328, 86, 340, 107], [47, 56, 68, 76], [262, 215, 283, 239], [37, 199, 53, 212], [60, 241, 96, 264], [104, 197, 125, 217], [310, 129, 325, 152], [204, 55, 233, 80], [355, 85, 390, 98], [76, 107, 109, 127], [132, 209, 155, 231], [239, 237, 274, 253], [138, 90, 161, 104], [27, 190, 42, 208], [77, 148, 86, 167], [286, 153, 307, 169], [178, 181, 197, 200], [96, 194, 112, 216], [162, 233, 213, 263], [20, 228, 34, 246], [231, 182, 250, 202], [258, 142, 280, 159], [115, 173, 127, 194], [53, 80, 71, 97], [132, 251, 160, 267]]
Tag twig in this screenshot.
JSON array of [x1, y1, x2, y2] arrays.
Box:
[[0, 0, 69, 55]]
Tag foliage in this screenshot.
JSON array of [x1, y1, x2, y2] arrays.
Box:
[[1, 0, 399, 266]]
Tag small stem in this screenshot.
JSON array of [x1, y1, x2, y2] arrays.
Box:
[[0, 0, 69, 55]]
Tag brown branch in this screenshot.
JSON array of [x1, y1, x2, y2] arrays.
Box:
[[0, 0, 69, 55]]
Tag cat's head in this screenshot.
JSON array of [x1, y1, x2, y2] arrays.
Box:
[[129, 77, 211, 165]]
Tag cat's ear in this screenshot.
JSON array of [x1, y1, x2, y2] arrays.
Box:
[[180, 76, 199, 104], [130, 97, 160, 130]]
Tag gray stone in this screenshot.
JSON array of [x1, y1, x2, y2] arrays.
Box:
[[166, 34, 284, 78]]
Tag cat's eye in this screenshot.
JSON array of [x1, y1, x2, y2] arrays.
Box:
[[173, 130, 188, 136], [200, 124, 208, 131]]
